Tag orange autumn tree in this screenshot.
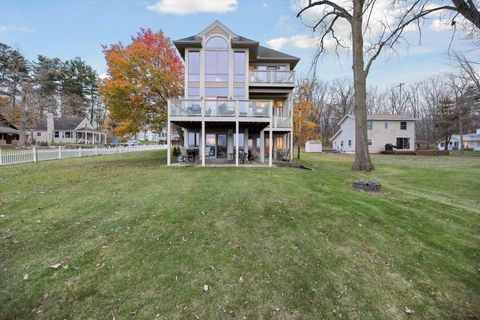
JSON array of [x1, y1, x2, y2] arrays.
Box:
[[293, 79, 321, 159], [99, 29, 184, 136]]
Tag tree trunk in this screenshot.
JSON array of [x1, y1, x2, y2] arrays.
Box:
[[351, 1, 374, 171], [18, 87, 27, 146], [458, 101, 464, 155], [297, 144, 300, 159]]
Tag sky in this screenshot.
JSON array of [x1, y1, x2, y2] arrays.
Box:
[[0, 0, 476, 88]]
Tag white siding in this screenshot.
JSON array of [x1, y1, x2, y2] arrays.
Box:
[[332, 117, 355, 153], [332, 117, 416, 153], [368, 120, 415, 153]]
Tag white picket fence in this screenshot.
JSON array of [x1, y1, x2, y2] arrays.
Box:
[[0, 145, 167, 166]]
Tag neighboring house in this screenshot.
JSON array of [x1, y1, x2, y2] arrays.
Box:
[[0, 113, 20, 145], [166, 20, 298, 166], [331, 114, 416, 153], [437, 129, 480, 151], [137, 128, 181, 145], [31, 113, 106, 145]]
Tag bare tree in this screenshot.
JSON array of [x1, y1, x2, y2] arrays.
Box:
[[297, 0, 480, 170]]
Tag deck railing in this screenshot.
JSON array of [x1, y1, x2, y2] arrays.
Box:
[[169, 99, 273, 118], [0, 145, 166, 166], [273, 116, 292, 128], [249, 70, 295, 85]]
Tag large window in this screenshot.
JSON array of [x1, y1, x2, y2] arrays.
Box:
[[205, 87, 228, 98], [206, 36, 228, 48], [205, 51, 228, 82], [188, 51, 200, 82], [234, 51, 246, 82]]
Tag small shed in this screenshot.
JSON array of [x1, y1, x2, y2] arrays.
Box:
[[305, 140, 322, 153]]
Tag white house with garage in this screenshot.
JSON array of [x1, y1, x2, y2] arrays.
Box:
[[30, 113, 106, 145], [331, 114, 416, 153], [437, 129, 480, 151]]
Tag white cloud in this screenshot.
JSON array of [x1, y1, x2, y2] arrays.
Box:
[[275, 15, 293, 31], [147, 0, 238, 15], [267, 34, 336, 51], [0, 26, 34, 34], [266, 37, 290, 50], [262, 2, 269, 8]]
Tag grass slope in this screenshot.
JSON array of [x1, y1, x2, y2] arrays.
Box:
[[0, 151, 479, 319]]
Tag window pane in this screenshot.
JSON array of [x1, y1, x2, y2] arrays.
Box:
[[367, 121, 372, 130], [205, 51, 216, 73], [205, 87, 228, 97], [233, 87, 245, 99], [188, 132, 199, 147], [218, 51, 228, 74], [188, 51, 200, 81], [206, 36, 228, 48], [188, 87, 200, 99], [234, 52, 245, 75]]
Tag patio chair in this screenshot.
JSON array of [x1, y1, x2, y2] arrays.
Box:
[[219, 103, 235, 115], [179, 146, 194, 163]]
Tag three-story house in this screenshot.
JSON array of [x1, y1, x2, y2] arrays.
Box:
[[167, 21, 299, 167]]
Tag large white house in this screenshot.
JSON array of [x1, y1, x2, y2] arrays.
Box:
[[331, 114, 416, 153], [166, 20, 298, 166], [31, 113, 106, 145], [437, 129, 480, 151]]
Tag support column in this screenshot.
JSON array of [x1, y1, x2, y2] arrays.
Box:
[[252, 135, 257, 157], [269, 127, 273, 167], [167, 120, 171, 166], [243, 128, 248, 158], [235, 121, 239, 167], [183, 128, 189, 148], [83, 131, 86, 144], [201, 121, 205, 166], [290, 131, 294, 161], [260, 130, 265, 163]]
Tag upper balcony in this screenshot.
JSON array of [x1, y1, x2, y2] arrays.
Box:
[[169, 99, 273, 122], [249, 70, 295, 87]]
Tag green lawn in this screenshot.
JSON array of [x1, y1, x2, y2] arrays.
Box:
[[0, 151, 479, 319]]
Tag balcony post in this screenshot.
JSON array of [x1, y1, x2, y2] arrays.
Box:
[[235, 121, 239, 167], [290, 130, 294, 161], [201, 120, 205, 166], [167, 99, 171, 166], [269, 126, 273, 167], [260, 130, 265, 163]]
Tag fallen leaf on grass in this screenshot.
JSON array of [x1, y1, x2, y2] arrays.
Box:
[[23, 274, 30, 281], [405, 307, 415, 315], [203, 284, 209, 293], [50, 263, 62, 269]]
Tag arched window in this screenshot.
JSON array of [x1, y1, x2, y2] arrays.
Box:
[[206, 36, 228, 48]]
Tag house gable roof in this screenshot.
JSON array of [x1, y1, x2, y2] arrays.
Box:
[[173, 20, 300, 68], [0, 113, 20, 134], [33, 116, 90, 131]]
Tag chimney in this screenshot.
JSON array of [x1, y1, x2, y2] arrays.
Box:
[[47, 112, 54, 143]]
